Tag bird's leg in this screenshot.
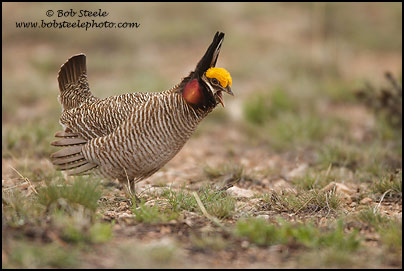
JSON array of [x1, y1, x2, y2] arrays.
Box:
[[121, 168, 141, 204], [122, 179, 141, 205], [131, 180, 141, 204]]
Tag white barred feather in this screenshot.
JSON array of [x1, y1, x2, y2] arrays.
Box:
[[51, 31, 228, 183], [51, 55, 212, 183]]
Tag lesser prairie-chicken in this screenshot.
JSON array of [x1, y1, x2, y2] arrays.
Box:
[[50, 32, 233, 184]]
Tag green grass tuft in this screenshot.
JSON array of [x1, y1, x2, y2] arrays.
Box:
[[5, 241, 78, 268], [50, 209, 113, 244], [234, 218, 282, 246], [291, 167, 349, 190], [147, 242, 178, 263], [161, 185, 236, 219], [38, 177, 102, 211], [379, 220, 402, 253], [358, 207, 391, 229], [2, 189, 44, 228], [132, 199, 179, 224], [160, 187, 197, 213], [89, 222, 114, 244], [371, 170, 402, 197], [190, 232, 230, 252], [262, 189, 341, 214], [318, 140, 362, 170], [235, 218, 361, 251], [358, 207, 402, 254]]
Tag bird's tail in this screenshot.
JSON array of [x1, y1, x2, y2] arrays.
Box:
[[57, 54, 96, 110], [50, 131, 97, 175]]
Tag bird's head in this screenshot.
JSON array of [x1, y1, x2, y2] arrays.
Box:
[[182, 32, 234, 109]]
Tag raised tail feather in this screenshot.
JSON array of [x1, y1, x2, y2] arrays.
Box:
[[57, 54, 97, 110], [51, 131, 97, 175], [194, 31, 225, 76]]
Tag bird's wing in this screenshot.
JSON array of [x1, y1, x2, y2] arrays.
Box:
[[59, 92, 154, 139], [50, 92, 155, 176]]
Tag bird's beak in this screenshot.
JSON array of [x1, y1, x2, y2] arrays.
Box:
[[224, 85, 234, 96], [216, 85, 234, 107]]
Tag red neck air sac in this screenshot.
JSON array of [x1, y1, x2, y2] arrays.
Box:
[[182, 79, 204, 105]]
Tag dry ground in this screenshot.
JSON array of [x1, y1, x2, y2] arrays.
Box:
[[2, 2, 402, 268]]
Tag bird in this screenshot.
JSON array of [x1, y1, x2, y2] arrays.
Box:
[[50, 31, 233, 185]]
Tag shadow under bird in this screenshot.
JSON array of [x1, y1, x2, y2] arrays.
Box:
[[50, 31, 234, 184]]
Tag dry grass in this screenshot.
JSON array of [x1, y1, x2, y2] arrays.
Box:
[[2, 2, 402, 269]]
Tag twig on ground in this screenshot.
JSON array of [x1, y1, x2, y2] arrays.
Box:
[[293, 196, 314, 215], [374, 189, 392, 213], [192, 191, 227, 232], [324, 190, 332, 217], [325, 163, 332, 178], [9, 166, 38, 195]]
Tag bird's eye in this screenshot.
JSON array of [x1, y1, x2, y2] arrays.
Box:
[[212, 78, 219, 85]]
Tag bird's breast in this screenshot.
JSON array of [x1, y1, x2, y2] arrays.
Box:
[[104, 94, 201, 180]]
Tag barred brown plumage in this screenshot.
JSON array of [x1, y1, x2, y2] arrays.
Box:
[[50, 31, 234, 184]]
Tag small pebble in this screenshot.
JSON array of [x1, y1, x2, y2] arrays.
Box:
[[360, 197, 373, 204]]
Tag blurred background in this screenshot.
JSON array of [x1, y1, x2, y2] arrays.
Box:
[[2, 2, 402, 177], [2, 3, 402, 269]]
